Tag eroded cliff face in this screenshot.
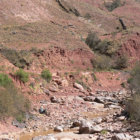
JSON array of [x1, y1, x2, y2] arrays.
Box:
[[0, 0, 139, 73]]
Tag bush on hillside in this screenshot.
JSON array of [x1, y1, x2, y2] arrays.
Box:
[[0, 73, 13, 87], [91, 54, 113, 71], [0, 85, 30, 121], [127, 62, 140, 92], [85, 32, 121, 56], [126, 94, 140, 121], [114, 55, 128, 69], [0, 49, 33, 69], [126, 62, 140, 121], [85, 32, 101, 50], [15, 69, 29, 83], [105, 0, 123, 12], [41, 69, 52, 83], [0, 74, 30, 121]]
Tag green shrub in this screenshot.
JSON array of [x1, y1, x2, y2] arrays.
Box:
[[15, 69, 29, 83], [0, 49, 33, 68], [85, 32, 101, 50], [98, 40, 121, 56], [126, 94, 140, 121], [105, 0, 123, 11], [91, 54, 113, 71], [114, 55, 128, 69], [126, 62, 140, 121], [85, 32, 120, 56], [0, 85, 30, 120], [0, 73, 12, 87], [41, 69, 52, 83], [128, 62, 140, 92]]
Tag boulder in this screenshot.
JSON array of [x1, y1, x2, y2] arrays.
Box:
[[54, 126, 64, 132], [90, 125, 103, 133], [44, 89, 50, 96], [49, 86, 58, 92], [61, 79, 69, 87], [39, 106, 46, 114], [73, 83, 84, 91], [93, 117, 102, 124], [94, 97, 104, 104], [79, 120, 93, 134], [83, 96, 95, 102], [71, 120, 81, 128], [118, 116, 126, 121], [50, 96, 60, 103], [92, 102, 104, 108]]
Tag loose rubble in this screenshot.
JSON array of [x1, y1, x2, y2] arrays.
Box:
[[2, 81, 140, 140]]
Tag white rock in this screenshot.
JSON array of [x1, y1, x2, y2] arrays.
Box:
[[93, 117, 102, 124], [73, 83, 84, 91], [118, 116, 125, 121], [91, 125, 103, 133], [79, 120, 93, 134], [92, 102, 104, 108], [32, 134, 56, 140], [111, 133, 133, 140], [54, 126, 64, 132]]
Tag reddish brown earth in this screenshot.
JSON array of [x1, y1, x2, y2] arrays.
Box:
[[0, 0, 140, 137]]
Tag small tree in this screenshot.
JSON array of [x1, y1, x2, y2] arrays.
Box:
[[114, 55, 128, 69], [91, 54, 113, 71], [85, 32, 101, 50], [41, 69, 52, 83], [126, 62, 140, 121]]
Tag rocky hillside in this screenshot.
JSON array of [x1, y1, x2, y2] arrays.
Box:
[[0, 0, 140, 140]]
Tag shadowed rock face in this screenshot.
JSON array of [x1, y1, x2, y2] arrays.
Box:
[[56, 0, 80, 16]]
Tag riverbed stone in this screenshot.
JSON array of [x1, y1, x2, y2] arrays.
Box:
[[54, 126, 64, 132], [111, 133, 133, 140], [73, 83, 84, 91], [32, 134, 56, 140]]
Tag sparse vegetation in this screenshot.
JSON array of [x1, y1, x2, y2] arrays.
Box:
[[104, 0, 124, 12], [15, 69, 29, 83], [91, 72, 97, 81], [126, 62, 140, 121], [114, 55, 128, 69], [0, 48, 33, 68], [86, 32, 128, 71], [41, 69, 52, 83], [0, 74, 30, 121], [85, 32, 121, 56], [85, 32, 100, 51], [127, 62, 140, 92], [76, 80, 89, 90], [91, 54, 113, 71], [91, 54, 128, 71], [126, 94, 140, 121], [0, 73, 13, 87]]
